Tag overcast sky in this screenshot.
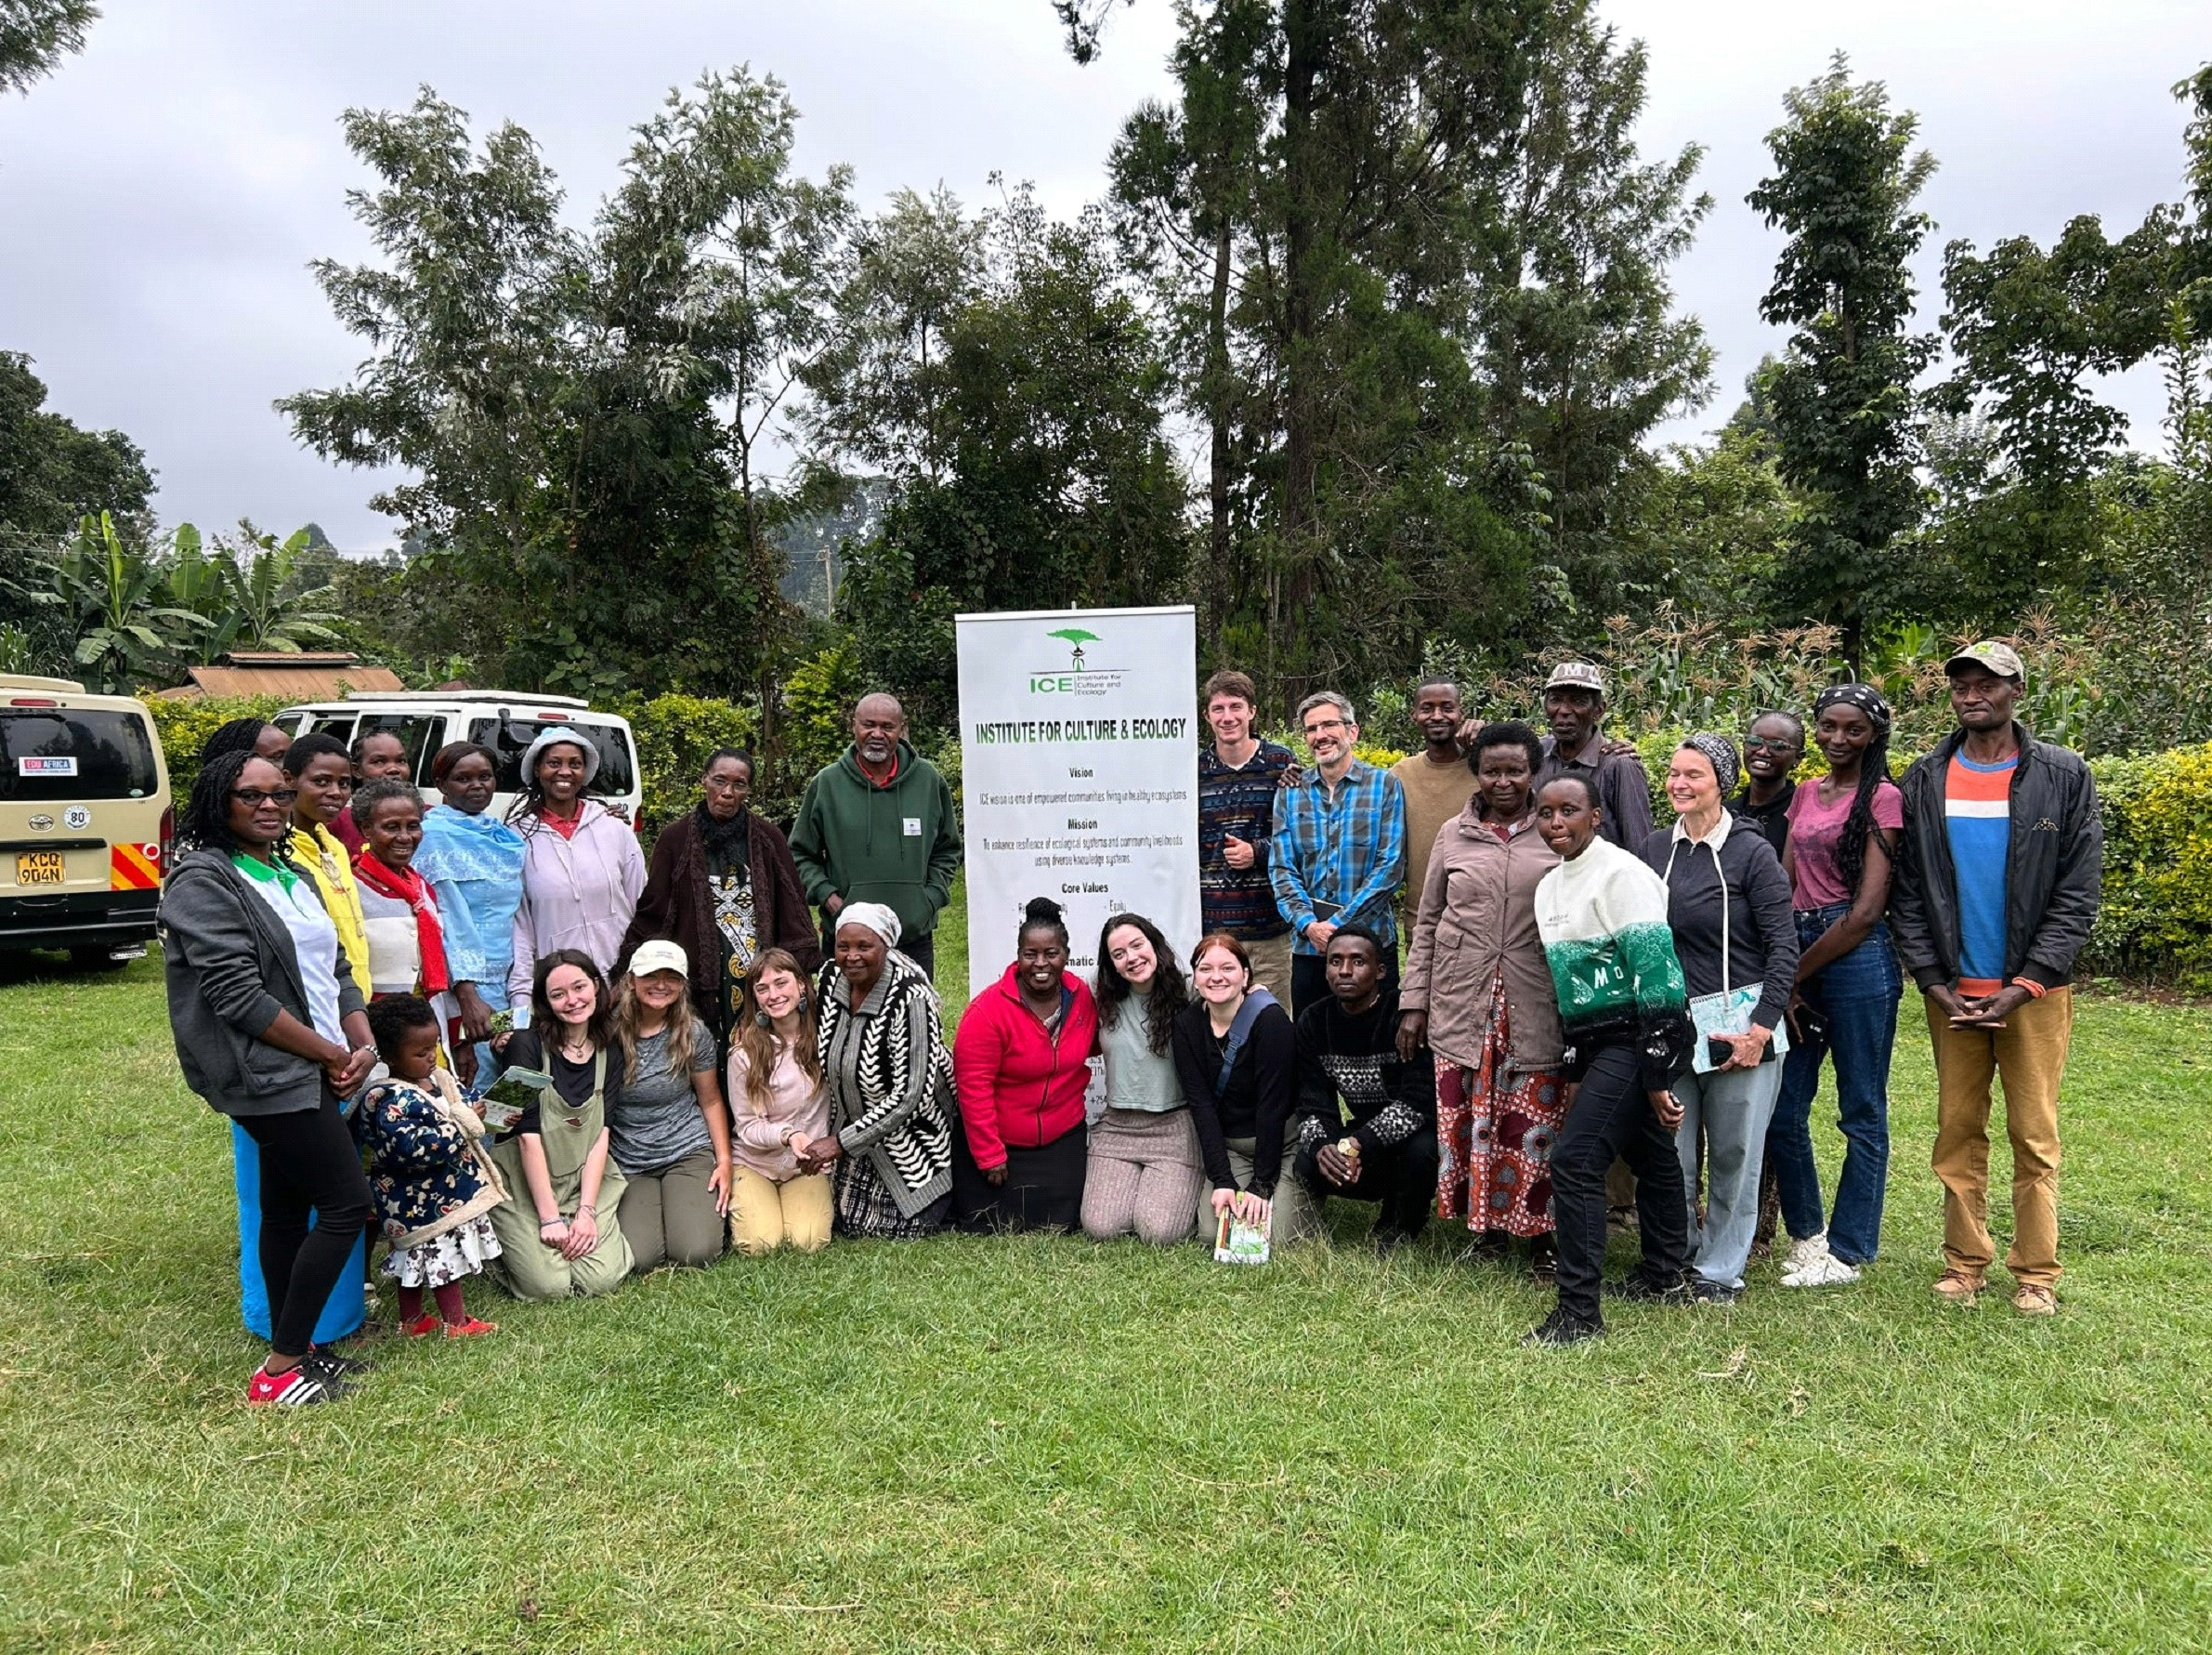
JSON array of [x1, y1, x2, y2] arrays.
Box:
[[1, 0, 2204, 551]]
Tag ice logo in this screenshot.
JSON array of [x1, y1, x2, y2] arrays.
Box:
[[1049, 627, 1100, 672]]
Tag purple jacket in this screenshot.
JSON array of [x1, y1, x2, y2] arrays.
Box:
[[506, 800, 647, 1014]]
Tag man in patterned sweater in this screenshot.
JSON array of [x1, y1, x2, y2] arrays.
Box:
[[1289, 926, 1438, 1252]]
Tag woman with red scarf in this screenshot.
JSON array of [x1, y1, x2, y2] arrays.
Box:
[[349, 780, 465, 1082]]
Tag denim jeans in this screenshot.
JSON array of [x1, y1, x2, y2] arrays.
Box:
[[1765, 907, 1902, 1267], [1675, 1057, 1785, 1289]]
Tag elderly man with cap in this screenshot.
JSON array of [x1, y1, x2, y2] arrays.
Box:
[[800, 901, 958, 1238], [1891, 641, 2101, 1317], [1535, 663, 1655, 852], [790, 693, 963, 981], [505, 729, 647, 1021]]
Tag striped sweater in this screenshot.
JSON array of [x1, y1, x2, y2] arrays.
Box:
[[1533, 836, 1694, 1091]]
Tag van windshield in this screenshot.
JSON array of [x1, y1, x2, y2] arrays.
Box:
[[468, 718, 635, 798], [0, 710, 161, 801]]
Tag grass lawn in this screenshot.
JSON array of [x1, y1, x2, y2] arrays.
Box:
[[5, 887, 2210, 1652]]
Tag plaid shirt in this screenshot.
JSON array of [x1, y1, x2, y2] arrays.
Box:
[[1270, 759, 1407, 953], [1198, 739, 1296, 939]]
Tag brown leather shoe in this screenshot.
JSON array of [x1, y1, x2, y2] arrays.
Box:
[[1931, 1270, 1984, 1306], [2012, 1283, 2058, 1317]]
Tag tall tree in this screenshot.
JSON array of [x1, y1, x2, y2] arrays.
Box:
[[1483, 5, 1714, 622], [0, 350, 153, 545], [821, 192, 1191, 721], [0, 0, 96, 97], [283, 72, 851, 703], [1922, 66, 2212, 624], [800, 185, 988, 484], [1084, 1, 1577, 699], [1747, 55, 1936, 664], [1108, 2, 1272, 660]]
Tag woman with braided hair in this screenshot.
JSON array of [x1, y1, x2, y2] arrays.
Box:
[[1767, 683, 1905, 1290]]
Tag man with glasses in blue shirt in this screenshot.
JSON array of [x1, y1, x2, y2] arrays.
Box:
[[1270, 692, 1407, 1016]]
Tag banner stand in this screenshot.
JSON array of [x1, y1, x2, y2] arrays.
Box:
[[954, 606, 1201, 1001]]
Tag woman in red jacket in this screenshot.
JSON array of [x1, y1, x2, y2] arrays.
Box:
[[951, 897, 1100, 1233]]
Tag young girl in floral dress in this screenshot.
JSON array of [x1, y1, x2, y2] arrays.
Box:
[[355, 995, 506, 1337]]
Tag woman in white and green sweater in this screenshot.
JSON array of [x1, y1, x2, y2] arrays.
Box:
[[1528, 772, 1695, 1346]]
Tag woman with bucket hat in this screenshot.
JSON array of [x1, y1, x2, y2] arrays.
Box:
[[505, 729, 647, 1021]]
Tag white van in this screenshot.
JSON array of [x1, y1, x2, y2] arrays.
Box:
[[269, 692, 644, 825], [0, 675, 171, 965]]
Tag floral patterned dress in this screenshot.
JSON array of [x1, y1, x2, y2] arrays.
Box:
[[354, 1072, 507, 1287]]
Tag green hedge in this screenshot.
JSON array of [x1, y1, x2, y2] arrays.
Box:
[[616, 694, 760, 834], [140, 696, 286, 797]]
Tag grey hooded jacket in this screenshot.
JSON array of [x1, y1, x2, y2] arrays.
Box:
[[159, 848, 367, 1118]]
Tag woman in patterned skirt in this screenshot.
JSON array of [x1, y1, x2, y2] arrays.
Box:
[[800, 903, 955, 1239], [1399, 722, 1569, 1281]]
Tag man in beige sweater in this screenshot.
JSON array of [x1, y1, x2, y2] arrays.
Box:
[[1390, 680, 1477, 927]]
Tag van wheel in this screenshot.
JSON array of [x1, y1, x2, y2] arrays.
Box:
[[71, 947, 129, 972]]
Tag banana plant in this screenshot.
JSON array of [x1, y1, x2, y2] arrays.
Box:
[[28, 513, 208, 692], [164, 522, 343, 662]]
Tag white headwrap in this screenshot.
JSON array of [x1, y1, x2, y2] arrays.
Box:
[[834, 901, 902, 948]]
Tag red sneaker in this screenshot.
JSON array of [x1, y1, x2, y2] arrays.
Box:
[[400, 1313, 441, 1339], [246, 1363, 342, 1407], [441, 1317, 498, 1338]]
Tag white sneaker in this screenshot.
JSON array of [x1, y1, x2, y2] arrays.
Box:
[[1782, 1233, 1830, 1276], [1783, 1253, 1862, 1288]]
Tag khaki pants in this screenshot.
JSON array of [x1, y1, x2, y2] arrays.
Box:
[[1195, 1135, 1317, 1246], [617, 1148, 728, 1272], [729, 1166, 833, 1255], [1244, 932, 1294, 1004], [1927, 987, 2071, 1290], [486, 1181, 634, 1300]]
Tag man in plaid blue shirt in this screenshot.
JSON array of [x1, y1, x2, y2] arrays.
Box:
[[1271, 691, 1407, 1014]]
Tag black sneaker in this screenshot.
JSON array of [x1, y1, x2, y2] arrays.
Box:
[[1610, 1268, 1694, 1305], [302, 1345, 374, 1381], [1689, 1277, 1741, 1307], [1524, 1307, 1604, 1348]]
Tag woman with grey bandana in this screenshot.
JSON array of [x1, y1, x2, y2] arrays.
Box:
[[1767, 684, 1905, 1290], [1640, 736, 1799, 1302]]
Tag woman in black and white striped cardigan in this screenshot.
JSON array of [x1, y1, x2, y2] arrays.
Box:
[[802, 903, 956, 1238]]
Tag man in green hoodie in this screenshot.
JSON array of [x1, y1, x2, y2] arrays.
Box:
[[791, 692, 963, 979]]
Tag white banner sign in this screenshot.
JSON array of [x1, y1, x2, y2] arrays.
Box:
[[955, 606, 1200, 1001]]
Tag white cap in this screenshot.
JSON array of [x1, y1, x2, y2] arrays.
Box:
[[628, 939, 689, 979]]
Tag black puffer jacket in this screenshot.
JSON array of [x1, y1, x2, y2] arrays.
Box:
[[1890, 724, 2102, 992]]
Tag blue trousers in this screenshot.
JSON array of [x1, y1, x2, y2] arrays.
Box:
[[1765, 909, 1902, 1267]]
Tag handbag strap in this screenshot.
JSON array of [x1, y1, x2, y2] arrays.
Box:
[[1660, 834, 1731, 995], [1212, 989, 1277, 1100]]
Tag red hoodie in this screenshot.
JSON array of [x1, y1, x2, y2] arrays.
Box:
[[952, 964, 1100, 1169]]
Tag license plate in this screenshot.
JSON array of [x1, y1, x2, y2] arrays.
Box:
[[15, 850, 65, 887]]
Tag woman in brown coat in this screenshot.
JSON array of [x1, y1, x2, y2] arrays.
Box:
[[619, 750, 820, 1052], [1398, 721, 1569, 1277]]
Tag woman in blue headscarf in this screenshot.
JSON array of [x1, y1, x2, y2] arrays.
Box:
[[414, 742, 529, 1079]]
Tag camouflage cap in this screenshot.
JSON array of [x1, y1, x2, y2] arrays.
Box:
[[1944, 640, 2025, 686]]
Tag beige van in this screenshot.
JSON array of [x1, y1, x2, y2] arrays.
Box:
[[0, 675, 172, 966]]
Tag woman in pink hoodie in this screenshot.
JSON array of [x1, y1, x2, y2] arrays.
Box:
[[951, 897, 1099, 1233]]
